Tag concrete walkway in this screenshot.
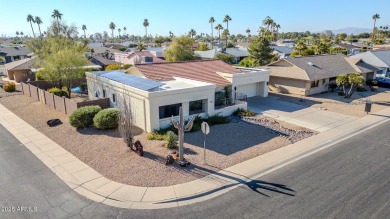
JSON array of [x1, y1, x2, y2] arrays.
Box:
[[248, 96, 358, 132], [1, 103, 390, 209]]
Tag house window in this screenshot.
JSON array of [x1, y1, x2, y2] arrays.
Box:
[[112, 94, 116, 103], [311, 80, 319, 88], [102, 89, 106, 98], [189, 100, 205, 115], [159, 103, 182, 119]]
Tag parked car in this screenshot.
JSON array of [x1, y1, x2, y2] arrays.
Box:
[[376, 77, 390, 88]]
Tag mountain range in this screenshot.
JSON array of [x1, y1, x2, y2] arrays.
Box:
[[325, 27, 372, 35]]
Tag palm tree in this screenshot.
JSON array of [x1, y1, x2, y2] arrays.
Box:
[[209, 17, 215, 41], [169, 31, 173, 39], [109, 22, 116, 44], [215, 24, 223, 45], [51, 9, 63, 22], [26, 14, 36, 38], [371, 13, 380, 43], [20, 32, 24, 38], [34, 16, 43, 37], [143, 19, 149, 38], [222, 29, 230, 48], [82, 25, 87, 38], [223, 15, 232, 31], [16, 31, 19, 38], [262, 16, 274, 31], [123, 27, 127, 36], [188, 29, 196, 38], [136, 43, 146, 51], [118, 28, 121, 43]]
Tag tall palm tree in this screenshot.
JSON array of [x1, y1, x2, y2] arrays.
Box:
[[82, 25, 87, 38], [51, 9, 63, 22], [209, 17, 215, 41], [262, 16, 274, 31], [371, 13, 380, 43], [223, 15, 232, 31], [35, 16, 43, 37], [118, 28, 121, 37], [109, 22, 116, 44], [16, 31, 19, 38], [26, 14, 36, 38], [20, 32, 24, 38], [143, 19, 149, 39], [123, 27, 127, 36], [222, 29, 230, 48], [215, 24, 223, 45], [169, 31, 173, 39], [188, 29, 196, 38]]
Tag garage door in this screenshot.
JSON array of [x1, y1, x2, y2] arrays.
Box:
[[236, 83, 258, 97]]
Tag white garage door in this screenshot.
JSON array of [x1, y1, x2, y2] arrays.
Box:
[[236, 83, 258, 97]]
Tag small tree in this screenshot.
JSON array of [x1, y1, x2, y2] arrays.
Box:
[[118, 93, 134, 149], [248, 36, 273, 66], [336, 74, 349, 97], [215, 53, 234, 64], [346, 73, 365, 98], [196, 42, 209, 51], [105, 64, 122, 71], [163, 36, 200, 62]]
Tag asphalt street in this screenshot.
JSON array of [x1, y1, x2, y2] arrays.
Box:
[[0, 121, 389, 219]]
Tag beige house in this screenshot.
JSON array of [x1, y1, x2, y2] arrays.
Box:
[[4, 57, 36, 82], [266, 54, 378, 96], [114, 51, 165, 65], [87, 60, 270, 132]]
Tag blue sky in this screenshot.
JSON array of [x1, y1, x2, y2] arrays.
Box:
[[1, 0, 389, 37]]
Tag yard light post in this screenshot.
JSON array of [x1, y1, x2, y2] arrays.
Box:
[[201, 122, 210, 164]]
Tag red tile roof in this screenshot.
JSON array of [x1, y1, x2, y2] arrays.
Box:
[[133, 60, 240, 86], [127, 51, 165, 63]]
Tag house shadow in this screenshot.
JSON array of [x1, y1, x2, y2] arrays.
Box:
[[184, 123, 278, 155]]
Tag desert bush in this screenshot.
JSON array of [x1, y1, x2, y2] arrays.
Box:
[[48, 87, 67, 97], [105, 64, 122, 71], [328, 81, 338, 92], [146, 131, 166, 140], [356, 84, 366, 92], [122, 64, 132, 69], [366, 79, 378, 87], [371, 86, 378, 91], [233, 108, 256, 117], [93, 108, 120, 129], [165, 131, 178, 149], [338, 91, 345, 96], [69, 105, 101, 128], [3, 82, 16, 92], [35, 69, 46, 80], [206, 114, 230, 125]]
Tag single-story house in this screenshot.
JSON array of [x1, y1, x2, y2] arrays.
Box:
[[195, 48, 248, 64], [114, 51, 165, 65], [4, 57, 36, 82], [90, 56, 120, 70], [0, 46, 32, 63], [275, 39, 296, 47], [87, 60, 270, 131], [271, 46, 293, 60], [352, 50, 390, 77], [333, 43, 360, 56], [266, 54, 378, 96], [88, 46, 122, 60]]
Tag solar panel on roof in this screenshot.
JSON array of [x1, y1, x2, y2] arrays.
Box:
[[98, 71, 163, 91]]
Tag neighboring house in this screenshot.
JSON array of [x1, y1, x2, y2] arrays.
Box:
[[271, 46, 293, 60], [266, 54, 378, 96], [114, 51, 165, 65], [195, 48, 248, 64], [90, 56, 120, 70], [0, 46, 32, 63], [333, 43, 360, 56], [86, 60, 270, 131], [4, 57, 36, 82], [352, 50, 390, 77], [89, 46, 122, 60], [275, 39, 296, 47]]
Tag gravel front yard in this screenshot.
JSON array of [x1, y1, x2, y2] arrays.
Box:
[[270, 88, 390, 117], [0, 94, 315, 187]]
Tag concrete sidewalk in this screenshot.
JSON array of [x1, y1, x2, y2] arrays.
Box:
[[1, 103, 390, 209]]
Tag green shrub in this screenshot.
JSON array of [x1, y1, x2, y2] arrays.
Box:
[[206, 114, 230, 125], [35, 69, 46, 80], [48, 87, 67, 97], [328, 81, 338, 92], [233, 108, 256, 117], [165, 131, 178, 148], [93, 108, 120, 129], [106, 64, 122, 71], [122, 64, 132, 69], [366, 79, 378, 87], [146, 131, 166, 140], [371, 86, 378, 91], [69, 105, 102, 128], [338, 91, 345, 96], [118, 47, 127, 52], [356, 85, 366, 92], [3, 82, 16, 92]]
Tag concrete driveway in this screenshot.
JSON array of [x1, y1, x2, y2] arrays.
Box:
[[248, 96, 357, 132]]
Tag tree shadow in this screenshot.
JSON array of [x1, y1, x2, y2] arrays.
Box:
[[76, 126, 144, 138]]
